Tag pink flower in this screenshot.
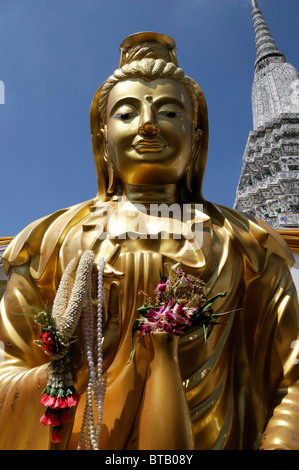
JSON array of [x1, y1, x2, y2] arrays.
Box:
[[40, 411, 61, 427], [51, 428, 62, 444], [43, 394, 56, 408], [167, 299, 175, 308], [54, 396, 68, 409], [138, 321, 158, 335], [164, 299, 176, 320], [40, 413, 50, 426], [156, 281, 168, 293], [147, 307, 163, 321], [40, 392, 49, 405], [165, 309, 176, 321], [47, 412, 61, 427], [173, 302, 186, 314], [39, 331, 56, 356], [67, 392, 80, 408], [163, 323, 177, 334]]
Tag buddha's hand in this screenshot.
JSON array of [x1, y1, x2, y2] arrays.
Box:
[[98, 245, 124, 372], [101, 280, 122, 372]]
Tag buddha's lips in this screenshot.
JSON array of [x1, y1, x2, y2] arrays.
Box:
[[132, 139, 166, 152]]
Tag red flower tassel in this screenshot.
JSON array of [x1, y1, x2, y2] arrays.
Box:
[[40, 386, 80, 447], [60, 409, 73, 423], [40, 410, 61, 427], [40, 413, 50, 426], [51, 426, 62, 444]]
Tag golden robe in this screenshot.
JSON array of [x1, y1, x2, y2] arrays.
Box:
[[1, 196, 299, 450]]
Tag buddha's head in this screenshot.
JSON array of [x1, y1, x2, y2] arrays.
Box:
[[91, 33, 209, 202]]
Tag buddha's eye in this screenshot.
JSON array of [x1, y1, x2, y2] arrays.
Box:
[[159, 111, 180, 118], [158, 104, 185, 119], [113, 106, 137, 121], [115, 112, 137, 121]]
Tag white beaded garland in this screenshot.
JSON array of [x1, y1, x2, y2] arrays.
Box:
[[77, 257, 107, 450]]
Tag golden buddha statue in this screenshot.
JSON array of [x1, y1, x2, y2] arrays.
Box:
[[1, 32, 299, 451]]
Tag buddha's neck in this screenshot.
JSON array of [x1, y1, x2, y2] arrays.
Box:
[[124, 184, 177, 204]]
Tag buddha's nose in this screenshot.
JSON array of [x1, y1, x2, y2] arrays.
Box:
[[138, 122, 159, 137], [138, 106, 159, 137]]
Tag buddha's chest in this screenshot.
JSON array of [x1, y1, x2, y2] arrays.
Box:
[[59, 205, 208, 279]]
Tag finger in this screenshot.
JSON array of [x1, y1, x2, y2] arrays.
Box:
[[100, 245, 125, 279], [108, 281, 121, 317], [103, 262, 125, 279], [105, 244, 121, 265]]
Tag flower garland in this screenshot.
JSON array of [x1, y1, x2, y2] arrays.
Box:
[[33, 251, 107, 447], [131, 263, 229, 358]]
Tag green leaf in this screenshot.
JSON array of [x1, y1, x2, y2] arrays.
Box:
[[211, 307, 243, 318], [203, 324, 208, 342], [129, 318, 144, 363], [159, 270, 168, 283], [205, 326, 213, 341], [200, 291, 227, 313], [137, 305, 153, 318]]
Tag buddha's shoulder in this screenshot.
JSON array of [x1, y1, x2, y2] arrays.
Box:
[[210, 202, 295, 268], [2, 199, 95, 273]]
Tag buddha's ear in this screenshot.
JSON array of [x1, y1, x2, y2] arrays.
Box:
[[185, 128, 203, 193], [194, 128, 203, 146], [98, 125, 117, 194], [99, 126, 108, 161]]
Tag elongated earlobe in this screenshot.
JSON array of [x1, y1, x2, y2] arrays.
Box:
[[99, 126, 117, 195], [185, 128, 203, 193], [185, 162, 193, 193], [107, 161, 117, 194]]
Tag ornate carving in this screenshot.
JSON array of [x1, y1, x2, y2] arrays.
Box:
[[234, 115, 299, 228], [234, 2, 299, 229]]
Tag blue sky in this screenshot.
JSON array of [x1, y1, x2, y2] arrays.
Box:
[[0, 0, 299, 236]]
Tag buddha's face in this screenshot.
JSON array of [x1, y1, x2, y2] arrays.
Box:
[[106, 78, 193, 186]]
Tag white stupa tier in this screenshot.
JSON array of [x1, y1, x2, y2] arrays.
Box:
[[234, 0, 299, 229]]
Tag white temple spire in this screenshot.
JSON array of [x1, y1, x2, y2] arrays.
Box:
[[234, 2, 299, 229], [250, 0, 298, 129], [251, 0, 285, 66]]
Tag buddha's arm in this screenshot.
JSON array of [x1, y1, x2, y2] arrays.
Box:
[[259, 320, 299, 448], [259, 383, 299, 450], [255, 260, 299, 450], [0, 268, 51, 449]]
